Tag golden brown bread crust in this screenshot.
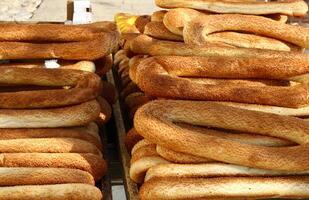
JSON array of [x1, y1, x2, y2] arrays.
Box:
[[0, 126, 102, 150], [129, 55, 149, 84], [163, 8, 287, 36], [151, 10, 167, 22], [134, 57, 309, 108], [83, 123, 101, 141], [0, 68, 101, 109], [184, 14, 309, 48], [131, 139, 153, 155], [155, 0, 308, 16], [156, 123, 294, 163], [0, 22, 119, 60], [84, 22, 119, 53], [130, 156, 170, 184], [0, 183, 102, 200], [156, 145, 211, 164], [176, 122, 295, 147], [95, 54, 113, 76], [125, 92, 154, 114], [130, 144, 170, 183], [0, 138, 101, 155], [140, 177, 309, 199], [60, 61, 96, 72], [145, 163, 309, 182], [144, 22, 183, 41], [120, 70, 130, 82], [114, 49, 129, 66], [151, 11, 297, 51], [118, 58, 130, 75], [203, 31, 301, 51], [0, 36, 116, 60], [84, 21, 118, 32], [119, 33, 141, 50], [154, 56, 309, 79], [131, 143, 158, 164], [0, 100, 100, 128], [96, 96, 112, 125], [125, 128, 144, 153], [130, 34, 309, 59], [0, 23, 114, 42], [156, 123, 294, 164], [135, 15, 151, 33], [0, 168, 95, 186], [0, 61, 96, 73], [213, 101, 309, 117], [163, 8, 210, 35], [0, 153, 106, 181], [134, 100, 309, 171]]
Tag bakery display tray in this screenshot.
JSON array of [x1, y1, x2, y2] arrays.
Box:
[[107, 68, 139, 200]]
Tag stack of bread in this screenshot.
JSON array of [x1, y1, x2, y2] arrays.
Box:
[[0, 22, 120, 199], [113, 22, 154, 121], [114, 0, 309, 199], [0, 22, 120, 127]]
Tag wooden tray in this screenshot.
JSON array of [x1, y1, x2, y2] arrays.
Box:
[[106, 69, 139, 200]]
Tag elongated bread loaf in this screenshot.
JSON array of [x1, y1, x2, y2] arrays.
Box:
[[134, 57, 309, 108], [0, 37, 113, 60], [0, 61, 96, 73], [145, 163, 309, 182], [0, 126, 102, 150], [0, 167, 95, 186], [184, 14, 309, 49], [155, 0, 308, 16], [214, 101, 309, 117], [163, 8, 288, 36], [131, 143, 158, 164], [0, 138, 101, 155], [134, 100, 309, 171], [135, 15, 151, 33], [0, 153, 106, 181], [0, 184, 102, 200], [130, 35, 309, 60], [0, 100, 100, 128], [144, 22, 183, 41], [131, 139, 154, 155], [83, 122, 100, 141], [130, 156, 169, 184], [140, 177, 309, 199], [0, 23, 109, 42], [151, 10, 167, 22], [156, 145, 212, 164], [0, 67, 101, 109]]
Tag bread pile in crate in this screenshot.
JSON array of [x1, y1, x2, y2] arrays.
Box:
[[114, 0, 309, 199], [0, 22, 119, 200]]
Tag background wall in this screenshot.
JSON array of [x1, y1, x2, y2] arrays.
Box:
[[26, 0, 158, 22], [92, 0, 158, 21], [4, 0, 308, 23]]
